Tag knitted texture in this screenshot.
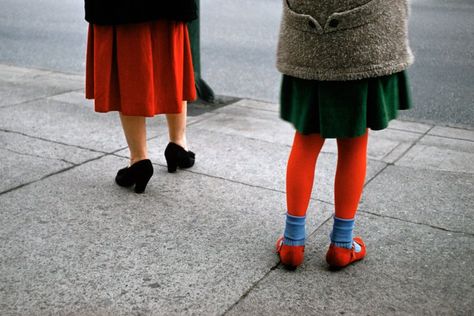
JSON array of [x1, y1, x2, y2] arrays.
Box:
[[283, 214, 306, 246], [276, 0, 414, 81]]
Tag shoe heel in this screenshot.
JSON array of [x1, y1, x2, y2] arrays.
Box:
[[164, 144, 178, 173], [166, 160, 177, 173], [134, 173, 152, 194]]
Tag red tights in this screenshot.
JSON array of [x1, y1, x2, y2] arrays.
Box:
[[286, 131, 368, 219]]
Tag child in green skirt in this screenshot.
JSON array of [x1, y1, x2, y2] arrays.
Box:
[[275, 0, 414, 269]]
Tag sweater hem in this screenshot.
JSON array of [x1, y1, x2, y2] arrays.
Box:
[[276, 59, 414, 81]]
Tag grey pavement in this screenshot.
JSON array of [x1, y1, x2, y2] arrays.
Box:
[[0, 64, 473, 315]]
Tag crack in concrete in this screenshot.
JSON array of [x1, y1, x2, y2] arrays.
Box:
[[0, 153, 109, 196], [0, 88, 84, 109], [222, 214, 333, 315], [0, 128, 107, 155], [365, 126, 435, 188], [360, 209, 474, 237], [0, 146, 76, 165], [392, 125, 435, 165]]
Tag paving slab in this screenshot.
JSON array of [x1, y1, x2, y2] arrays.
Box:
[[117, 126, 386, 206], [0, 65, 83, 107], [360, 165, 474, 234], [47, 90, 212, 125], [0, 98, 168, 153], [192, 105, 295, 147], [395, 130, 474, 174], [387, 119, 433, 134], [428, 125, 474, 141], [47, 90, 94, 107], [0, 155, 331, 315], [228, 213, 474, 316], [232, 99, 279, 113], [0, 64, 37, 81], [193, 102, 426, 164], [0, 130, 102, 193], [397, 135, 474, 173], [321, 129, 422, 164]]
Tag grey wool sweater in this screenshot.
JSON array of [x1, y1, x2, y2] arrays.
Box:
[[276, 0, 414, 81]]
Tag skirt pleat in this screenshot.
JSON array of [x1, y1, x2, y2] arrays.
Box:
[[86, 21, 196, 117]]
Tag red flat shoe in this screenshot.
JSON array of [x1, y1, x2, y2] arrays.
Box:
[[276, 236, 305, 269], [325, 237, 366, 268]]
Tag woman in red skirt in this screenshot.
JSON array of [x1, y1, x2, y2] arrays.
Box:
[[84, 1, 198, 193]]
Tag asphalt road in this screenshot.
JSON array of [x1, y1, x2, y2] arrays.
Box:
[[0, 0, 472, 127]]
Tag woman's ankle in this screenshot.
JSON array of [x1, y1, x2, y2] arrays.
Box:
[[130, 156, 148, 165], [169, 138, 187, 150]]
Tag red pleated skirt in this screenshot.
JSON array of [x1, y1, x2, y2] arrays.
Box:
[[85, 21, 197, 117]]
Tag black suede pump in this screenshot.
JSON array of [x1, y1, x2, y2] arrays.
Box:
[[164, 142, 195, 173], [115, 159, 154, 193]]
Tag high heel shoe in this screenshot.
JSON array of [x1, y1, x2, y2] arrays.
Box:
[[115, 159, 154, 193], [164, 142, 195, 173]]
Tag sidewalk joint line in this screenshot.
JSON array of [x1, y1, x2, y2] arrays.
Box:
[[381, 142, 406, 162], [307, 215, 333, 239], [162, 165, 290, 195], [0, 88, 84, 109], [391, 125, 435, 165], [239, 105, 278, 113], [425, 133, 474, 143], [0, 147, 136, 196], [360, 210, 474, 237], [0, 153, 110, 196], [363, 164, 390, 188], [0, 128, 108, 155], [221, 262, 280, 316], [195, 128, 293, 148], [187, 112, 220, 127], [0, 147, 76, 166], [223, 215, 333, 315], [385, 127, 428, 135]]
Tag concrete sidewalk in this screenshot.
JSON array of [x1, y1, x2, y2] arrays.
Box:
[[0, 64, 473, 315]]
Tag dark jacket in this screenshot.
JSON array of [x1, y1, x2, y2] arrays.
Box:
[[84, 0, 197, 25]]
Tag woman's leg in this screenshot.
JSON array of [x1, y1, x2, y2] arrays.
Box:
[[119, 114, 148, 165], [166, 101, 188, 150], [326, 131, 369, 267]]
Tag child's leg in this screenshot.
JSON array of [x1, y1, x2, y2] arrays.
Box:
[[287, 132, 325, 217], [327, 131, 369, 267], [277, 131, 325, 267], [334, 131, 368, 219]]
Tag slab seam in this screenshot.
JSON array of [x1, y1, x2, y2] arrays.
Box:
[[384, 127, 429, 135], [425, 134, 474, 143], [221, 215, 333, 315], [0, 152, 113, 196], [360, 209, 474, 237], [186, 127, 293, 148], [237, 105, 278, 113], [186, 112, 220, 126], [392, 125, 436, 165], [0, 128, 107, 155], [0, 88, 84, 109], [0, 147, 76, 165]]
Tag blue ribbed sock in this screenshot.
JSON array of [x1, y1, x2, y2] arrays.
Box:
[[330, 216, 361, 252], [283, 214, 306, 246]]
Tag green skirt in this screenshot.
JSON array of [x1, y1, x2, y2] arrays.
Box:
[[280, 71, 413, 138]]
